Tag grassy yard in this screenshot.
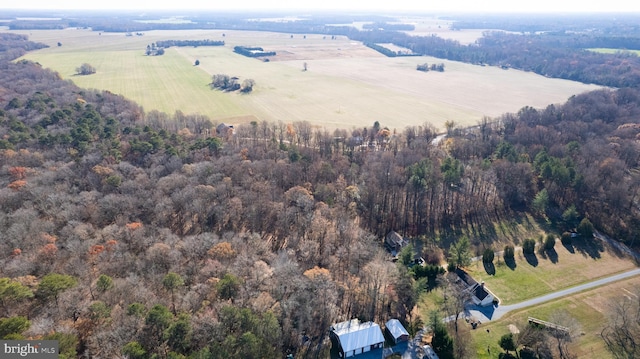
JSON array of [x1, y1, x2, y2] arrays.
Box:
[[470, 275, 640, 359], [11, 28, 602, 130], [417, 288, 446, 318], [418, 229, 639, 359], [466, 237, 638, 304]]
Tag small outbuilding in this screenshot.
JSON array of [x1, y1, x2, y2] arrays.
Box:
[[330, 319, 385, 358], [385, 319, 409, 344], [216, 123, 234, 137]]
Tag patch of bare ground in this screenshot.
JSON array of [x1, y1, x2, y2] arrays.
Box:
[[268, 42, 382, 61]]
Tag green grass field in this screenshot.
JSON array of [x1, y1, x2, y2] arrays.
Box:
[[467, 239, 637, 304], [588, 48, 640, 56], [418, 215, 639, 358], [12, 28, 603, 130], [470, 275, 640, 359], [416, 233, 638, 359]]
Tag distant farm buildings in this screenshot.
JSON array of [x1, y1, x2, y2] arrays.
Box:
[[216, 123, 234, 138]]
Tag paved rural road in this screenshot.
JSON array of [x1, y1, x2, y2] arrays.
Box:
[[467, 267, 640, 322]]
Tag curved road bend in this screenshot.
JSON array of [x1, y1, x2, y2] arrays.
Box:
[[467, 267, 640, 322]]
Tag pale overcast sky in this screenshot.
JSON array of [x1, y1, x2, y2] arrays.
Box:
[[2, 0, 640, 13]]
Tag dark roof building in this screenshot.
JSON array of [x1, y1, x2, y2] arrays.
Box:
[[385, 231, 409, 255], [216, 123, 234, 137], [456, 268, 496, 306]]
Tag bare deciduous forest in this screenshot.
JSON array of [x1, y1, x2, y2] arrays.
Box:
[[1, 24, 640, 358]]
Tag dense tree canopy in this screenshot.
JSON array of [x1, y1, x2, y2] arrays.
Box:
[[1, 30, 640, 358]]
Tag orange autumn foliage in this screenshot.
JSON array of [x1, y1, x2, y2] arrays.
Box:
[[105, 239, 118, 250], [286, 123, 296, 137], [40, 243, 58, 257], [303, 266, 332, 280], [91, 165, 114, 176], [89, 245, 105, 256], [126, 222, 143, 230], [207, 242, 236, 260], [8, 180, 27, 190], [2, 149, 17, 159], [9, 166, 27, 180], [42, 233, 57, 244]]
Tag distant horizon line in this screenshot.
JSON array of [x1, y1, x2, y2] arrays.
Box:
[[2, 8, 640, 15]]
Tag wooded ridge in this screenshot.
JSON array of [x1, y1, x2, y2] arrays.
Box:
[[0, 30, 639, 358]]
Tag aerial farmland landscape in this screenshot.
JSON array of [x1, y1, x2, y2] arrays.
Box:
[[1, 3, 640, 359], [16, 25, 601, 130]]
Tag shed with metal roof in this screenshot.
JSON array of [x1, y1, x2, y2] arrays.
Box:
[[330, 319, 385, 358], [385, 319, 409, 344]]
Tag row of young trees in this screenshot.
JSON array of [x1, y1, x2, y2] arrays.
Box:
[[155, 39, 224, 48], [416, 63, 445, 72], [145, 40, 225, 56], [233, 46, 276, 58]]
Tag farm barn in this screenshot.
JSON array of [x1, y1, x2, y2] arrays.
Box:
[[330, 319, 385, 358]]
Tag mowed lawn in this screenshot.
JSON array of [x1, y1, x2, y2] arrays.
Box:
[[13, 28, 602, 130], [419, 240, 639, 359], [470, 275, 640, 359], [466, 239, 638, 304]]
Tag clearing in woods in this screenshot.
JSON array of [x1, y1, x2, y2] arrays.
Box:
[[14, 28, 602, 130]]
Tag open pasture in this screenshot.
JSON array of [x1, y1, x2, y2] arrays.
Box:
[[14, 28, 602, 130]]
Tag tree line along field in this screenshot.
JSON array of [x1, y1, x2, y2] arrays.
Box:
[[10, 28, 602, 131]]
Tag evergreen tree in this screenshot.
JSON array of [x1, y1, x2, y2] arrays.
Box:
[[448, 236, 472, 268]]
